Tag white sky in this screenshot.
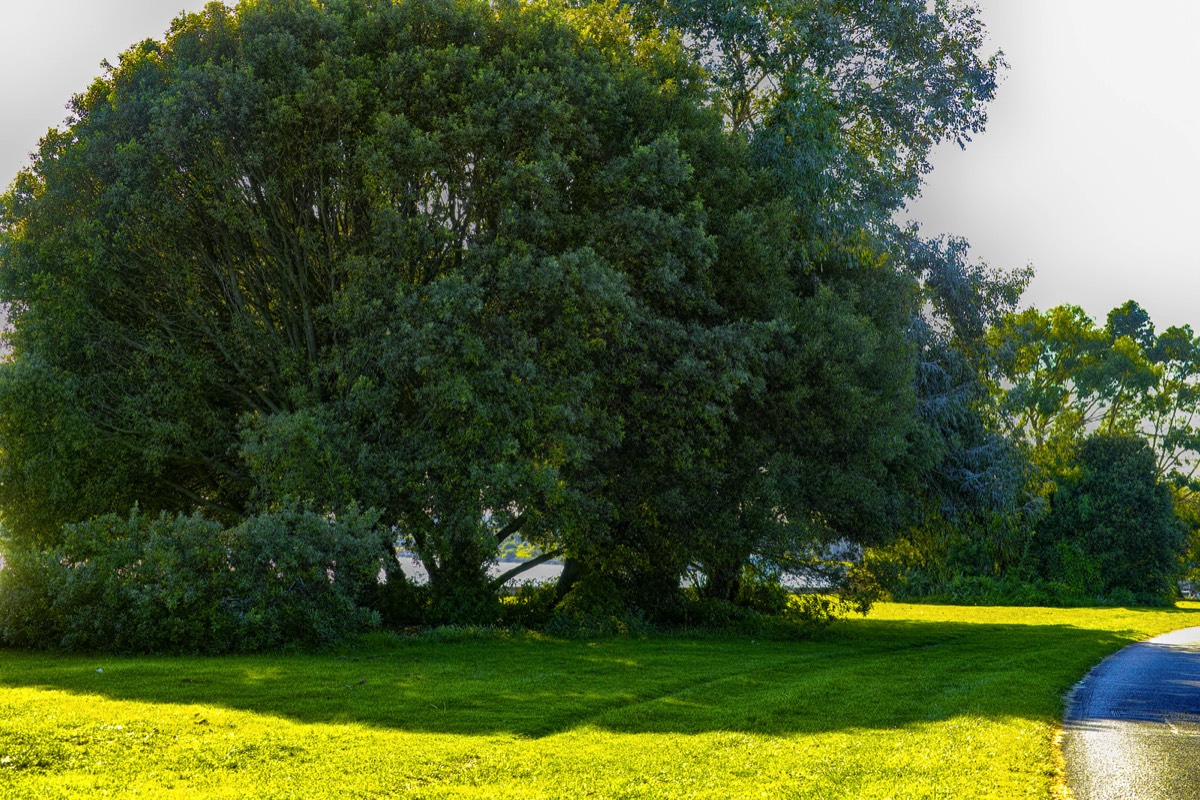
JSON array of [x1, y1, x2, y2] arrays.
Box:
[[0, 1, 211, 182], [3, 1, 1198, 330], [910, 0, 1200, 331]]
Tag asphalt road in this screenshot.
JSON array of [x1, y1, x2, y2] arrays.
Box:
[[1063, 626, 1200, 799]]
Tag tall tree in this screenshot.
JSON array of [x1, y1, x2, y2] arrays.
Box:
[[616, 0, 1028, 533], [987, 305, 1112, 481], [1, 0, 1022, 622], [0, 0, 807, 618], [989, 301, 1200, 487], [1145, 324, 1200, 482]]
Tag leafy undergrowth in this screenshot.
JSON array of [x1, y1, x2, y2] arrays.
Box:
[[2, 602, 1197, 799]]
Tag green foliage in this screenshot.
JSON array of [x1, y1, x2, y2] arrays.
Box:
[[1035, 433, 1186, 600], [611, 0, 1028, 582], [895, 574, 1072, 607], [893, 573, 1175, 609], [0, 0, 1020, 631], [496, 536, 541, 562], [673, 592, 846, 639], [613, 2, 1030, 551], [733, 573, 792, 616], [782, 594, 856, 628], [496, 582, 561, 629], [989, 301, 1200, 491], [0, 507, 386, 653], [989, 305, 1125, 483], [0, 0, 767, 620], [1174, 485, 1200, 582], [890, 300, 1200, 606], [0, 359, 156, 549], [622, 0, 1004, 223], [1039, 540, 1102, 599], [547, 570, 654, 637], [371, 572, 434, 629], [888, 436, 1188, 607]]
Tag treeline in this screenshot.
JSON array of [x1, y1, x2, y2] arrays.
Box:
[[884, 301, 1200, 606], [0, 0, 1140, 653]]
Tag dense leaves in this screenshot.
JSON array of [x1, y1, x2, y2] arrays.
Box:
[[1035, 434, 1186, 601], [989, 301, 1200, 488], [889, 301, 1200, 604], [0, 506, 386, 653], [622, 0, 1003, 222], [0, 0, 1032, 647]]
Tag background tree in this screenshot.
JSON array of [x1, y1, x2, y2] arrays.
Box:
[[990, 301, 1200, 489], [894, 299, 1200, 603], [1143, 322, 1200, 482], [987, 305, 1112, 485], [1035, 433, 1186, 600]]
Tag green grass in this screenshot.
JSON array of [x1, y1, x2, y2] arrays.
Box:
[[2, 602, 1199, 798]]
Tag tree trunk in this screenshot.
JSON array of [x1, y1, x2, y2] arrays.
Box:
[[702, 561, 743, 603], [554, 557, 586, 602]]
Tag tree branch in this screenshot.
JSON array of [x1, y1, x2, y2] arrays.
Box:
[[490, 548, 563, 590]]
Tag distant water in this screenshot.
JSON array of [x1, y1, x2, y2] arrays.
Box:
[[395, 556, 827, 590], [397, 555, 563, 586]]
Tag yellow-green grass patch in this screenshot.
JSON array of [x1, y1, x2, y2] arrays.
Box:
[[3, 602, 1198, 798]]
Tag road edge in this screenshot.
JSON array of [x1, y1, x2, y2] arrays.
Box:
[[1052, 634, 1149, 800], [1053, 624, 1200, 800]]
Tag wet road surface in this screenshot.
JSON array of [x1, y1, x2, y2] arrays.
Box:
[[1063, 626, 1200, 799]]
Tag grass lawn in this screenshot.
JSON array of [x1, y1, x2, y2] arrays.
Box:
[[2, 602, 1198, 799]]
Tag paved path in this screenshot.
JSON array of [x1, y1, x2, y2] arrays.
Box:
[[1063, 626, 1200, 799]]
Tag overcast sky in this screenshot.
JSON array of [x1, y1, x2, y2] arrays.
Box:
[[910, 0, 1200, 331], [0, 1, 209, 181], [3, 1, 1199, 330]]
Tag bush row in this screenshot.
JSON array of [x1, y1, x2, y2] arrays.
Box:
[[0, 506, 388, 653], [891, 573, 1174, 608]]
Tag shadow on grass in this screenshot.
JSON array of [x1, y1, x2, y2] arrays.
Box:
[[3, 610, 1199, 739]]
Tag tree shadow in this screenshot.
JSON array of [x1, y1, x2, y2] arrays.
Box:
[[3, 610, 1199, 739]]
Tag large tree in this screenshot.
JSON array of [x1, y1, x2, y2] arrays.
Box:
[[2, 0, 843, 617], [0, 0, 1016, 623]]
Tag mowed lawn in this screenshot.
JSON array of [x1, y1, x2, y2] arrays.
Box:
[[2, 603, 1198, 799]]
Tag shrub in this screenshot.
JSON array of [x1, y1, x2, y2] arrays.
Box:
[[0, 546, 58, 650], [373, 573, 432, 628], [734, 575, 791, 616], [1035, 434, 1186, 600], [542, 572, 653, 638], [497, 582, 560, 630], [680, 594, 761, 631], [782, 594, 853, 629], [0, 506, 388, 653]]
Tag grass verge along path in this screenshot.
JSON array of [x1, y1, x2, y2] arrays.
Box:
[[2, 602, 1197, 798]]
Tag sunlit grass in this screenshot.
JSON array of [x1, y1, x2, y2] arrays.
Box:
[[2, 602, 1198, 798]]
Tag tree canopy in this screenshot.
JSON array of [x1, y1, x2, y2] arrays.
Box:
[[1036, 433, 1186, 600], [884, 300, 1199, 605], [0, 0, 1030, 641], [989, 301, 1200, 488]]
